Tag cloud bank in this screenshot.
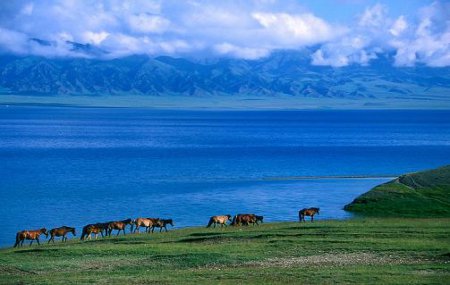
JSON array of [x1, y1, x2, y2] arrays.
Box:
[[0, 0, 448, 67]]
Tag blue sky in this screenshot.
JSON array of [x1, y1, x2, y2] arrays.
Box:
[[0, 0, 448, 67]]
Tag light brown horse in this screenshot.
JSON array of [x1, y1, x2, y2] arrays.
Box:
[[14, 228, 48, 247], [48, 226, 76, 243], [108, 219, 133, 236], [133, 218, 160, 233], [206, 215, 231, 228], [80, 223, 109, 240], [299, 207, 320, 222], [231, 214, 257, 226], [152, 219, 174, 232]]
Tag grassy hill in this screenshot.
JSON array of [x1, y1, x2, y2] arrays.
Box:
[[344, 165, 450, 217], [0, 219, 449, 284]]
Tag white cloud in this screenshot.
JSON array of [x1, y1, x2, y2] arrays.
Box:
[[0, 27, 28, 54], [389, 16, 408, 37], [391, 2, 450, 67], [83, 31, 110, 45], [358, 4, 388, 29], [214, 43, 270, 59], [128, 14, 170, 34], [252, 12, 341, 46], [0, 0, 448, 67]]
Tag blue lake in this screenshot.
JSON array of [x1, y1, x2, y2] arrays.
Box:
[[1, 107, 450, 247]]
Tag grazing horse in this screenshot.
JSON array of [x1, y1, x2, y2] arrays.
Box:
[[133, 218, 160, 233], [14, 228, 48, 247], [152, 219, 174, 232], [231, 214, 257, 226], [206, 215, 231, 228], [48, 226, 76, 243], [107, 219, 133, 236], [80, 223, 109, 240], [299, 207, 320, 222], [254, 215, 264, 225]]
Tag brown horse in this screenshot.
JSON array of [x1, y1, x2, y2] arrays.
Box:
[[152, 219, 174, 232], [48, 226, 76, 243], [133, 218, 160, 233], [80, 223, 109, 240], [108, 219, 133, 236], [231, 214, 257, 226], [299, 207, 320, 222], [14, 228, 48, 247], [206, 215, 231, 228]]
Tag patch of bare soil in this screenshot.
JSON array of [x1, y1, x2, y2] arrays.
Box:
[[245, 253, 426, 268]]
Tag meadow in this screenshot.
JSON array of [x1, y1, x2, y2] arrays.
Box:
[[1, 218, 449, 284]]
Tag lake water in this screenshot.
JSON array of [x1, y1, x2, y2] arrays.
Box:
[[1, 107, 450, 247]]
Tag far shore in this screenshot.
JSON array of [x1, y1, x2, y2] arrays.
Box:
[[1, 94, 450, 110]]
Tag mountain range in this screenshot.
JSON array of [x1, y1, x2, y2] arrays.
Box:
[[0, 50, 449, 103]]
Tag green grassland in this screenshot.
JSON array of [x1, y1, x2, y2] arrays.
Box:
[[344, 165, 450, 217], [2, 166, 449, 284], [1, 219, 449, 284]]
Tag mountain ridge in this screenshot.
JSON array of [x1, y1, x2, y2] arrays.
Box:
[[0, 51, 449, 102]]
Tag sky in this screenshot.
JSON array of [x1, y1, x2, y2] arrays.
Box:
[[0, 0, 449, 67]]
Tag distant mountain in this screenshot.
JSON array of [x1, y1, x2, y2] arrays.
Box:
[[0, 50, 449, 100]]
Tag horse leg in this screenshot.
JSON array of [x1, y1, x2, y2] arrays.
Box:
[[117, 230, 120, 236], [36, 238, 40, 245], [311, 215, 314, 222], [30, 240, 33, 246]]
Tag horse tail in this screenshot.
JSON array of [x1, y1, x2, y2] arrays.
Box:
[[206, 217, 214, 228]]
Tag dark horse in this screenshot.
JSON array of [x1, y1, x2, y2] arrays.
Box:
[[80, 223, 109, 240], [254, 215, 264, 225], [48, 226, 76, 243], [14, 228, 48, 247], [152, 219, 174, 232], [231, 214, 257, 226], [299, 207, 320, 222]]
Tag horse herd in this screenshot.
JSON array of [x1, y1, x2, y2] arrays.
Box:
[[13, 208, 319, 248]]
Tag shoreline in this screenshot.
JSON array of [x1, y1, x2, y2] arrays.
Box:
[[264, 175, 397, 181], [1, 94, 450, 110]]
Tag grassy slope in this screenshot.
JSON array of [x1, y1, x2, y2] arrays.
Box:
[[344, 165, 450, 217], [0, 219, 449, 284]]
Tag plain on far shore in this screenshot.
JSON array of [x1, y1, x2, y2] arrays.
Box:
[[1, 94, 450, 110]]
